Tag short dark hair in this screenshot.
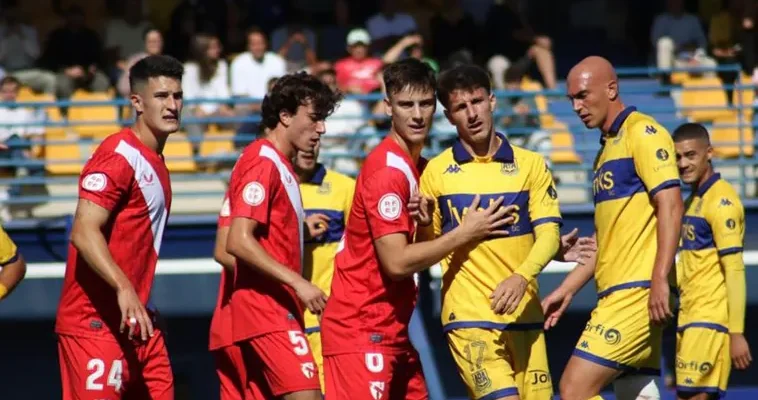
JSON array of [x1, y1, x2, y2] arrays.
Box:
[[129, 55, 184, 93], [142, 26, 160, 40], [437, 64, 491, 108], [260, 71, 342, 130], [673, 122, 711, 144], [0, 76, 21, 88], [382, 58, 436, 100]]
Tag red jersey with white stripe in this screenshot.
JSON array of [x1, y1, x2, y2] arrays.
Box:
[[321, 136, 423, 355], [228, 139, 306, 342], [56, 128, 172, 341], [209, 194, 234, 350]]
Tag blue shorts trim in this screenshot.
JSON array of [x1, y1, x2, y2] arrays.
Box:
[[443, 321, 544, 333], [572, 349, 661, 376], [304, 326, 321, 334], [597, 280, 650, 299], [677, 386, 726, 399], [677, 322, 728, 333], [479, 387, 519, 400]]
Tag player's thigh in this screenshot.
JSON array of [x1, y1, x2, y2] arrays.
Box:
[[245, 330, 321, 397], [324, 352, 405, 400], [446, 328, 520, 400], [675, 328, 730, 399], [514, 330, 553, 400], [213, 346, 247, 400], [389, 350, 429, 400], [132, 330, 174, 400], [57, 335, 131, 400], [305, 331, 325, 392], [559, 354, 621, 400]]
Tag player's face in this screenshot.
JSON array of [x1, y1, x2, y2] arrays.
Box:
[[444, 87, 496, 146], [384, 86, 436, 146], [675, 138, 712, 185], [567, 72, 614, 129], [145, 30, 163, 55], [286, 102, 326, 153], [295, 140, 320, 172], [132, 76, 183, 135]]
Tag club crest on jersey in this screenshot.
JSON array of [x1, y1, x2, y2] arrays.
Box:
[[726, 218, 736, 229], [378, 193, 402, 221], [243, 182, 265, 206], [369, 381, 385, 400], [501, 162, 518, 175], [472, 369, 492, 392], [317, 182, 332, 194], [220, 198, 230, 217], [656, 148, 669, 161], [547, 185, 558, 200], [82, 173, 107, 192]]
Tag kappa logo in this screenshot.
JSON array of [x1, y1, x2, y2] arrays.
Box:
[[645, 125, 658, 135], [301, 362, 315, 379], [369, 381, 385, 400], [720, 198, 734, 207], [444, 164, 462, 174]]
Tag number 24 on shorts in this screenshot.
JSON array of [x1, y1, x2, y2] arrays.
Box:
[[86, 358, 124, 392]]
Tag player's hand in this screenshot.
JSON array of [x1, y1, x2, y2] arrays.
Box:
[[294, 279, 328, 315], [541, 289, 573, 330], [730, 333, 753, 370], [408, 194, 435, 227], [648, 277, 673, 325], [490, 274, 528, 315], [563, 236, 597, 264], [305, 213, 331, 239], [460, 195, 517, 242], [117, 285, 154, 341]]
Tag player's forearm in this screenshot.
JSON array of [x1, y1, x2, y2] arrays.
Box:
[[723, 253, 747, 333], [514, 223, 560, 282], [557, 260, 595, 296], [652, 196, 683, 280], [70, 226, 132, 291], [226, 230, 305, 288], [387, 227, 470, 280], [0, 254, 26, 299], [213, 228, 235, 272]]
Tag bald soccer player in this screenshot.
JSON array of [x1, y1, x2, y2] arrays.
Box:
[[542, 56, 684, 400]]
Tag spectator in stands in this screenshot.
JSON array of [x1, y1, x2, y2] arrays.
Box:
[[230, 28, 286, 114], [334, 29, 384, 95], [271, 15, 318, 73], [383, 34, 439, 73], [366, 0, 418, 54], [42, 6, 110, 99], [429, 0, 479, 68], [0, 4, 56, 94], [709, 0, 743, 102], [484, 0, 557, 90], [183, 33, 234, 155], [501, 66, 551, 166], [652, 0, 717, 85], [0, 76, 45, 210], [117, 28, 164, 98], [104, 0, 152, 84]]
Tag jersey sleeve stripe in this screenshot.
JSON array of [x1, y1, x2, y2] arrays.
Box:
[[442, 321, 543, 332], [676, 322, 728, 333], [532, 217, 563, 227], [0, 252, 18, 267], [717, 247, 743, 256], [648, 179, 680, 197], [572, 349, 661, 375], [597, 280, 651, 299]]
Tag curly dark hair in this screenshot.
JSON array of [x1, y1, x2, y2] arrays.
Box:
[[260, 71, 342, 130], [437, 64, 491, 109], [382, 58, 436, 100], [129, 55, 184, 93]]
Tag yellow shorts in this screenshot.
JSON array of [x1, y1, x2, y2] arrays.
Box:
[[573, 287, 662, 375], [676, 326, 730, 397], [305, 328, 324, 392], [447, 327, 553, 400]]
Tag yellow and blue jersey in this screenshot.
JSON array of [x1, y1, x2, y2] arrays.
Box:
[[592, 106, 680, 297], [300, 164, 355, 332], [420, 133, 562, 330], [678, 173, 744, 332], [0, 225, 19, 267]]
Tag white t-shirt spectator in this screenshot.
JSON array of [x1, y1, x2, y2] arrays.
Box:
[[183, 60, 231, 114], [366, 12, 417, 42], [105, 19, 152, 60], [0, 24, 40, 71], [0, 106, 44, 142], [230, 52, 286, 99]]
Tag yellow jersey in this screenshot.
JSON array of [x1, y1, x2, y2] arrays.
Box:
[[0, 225, 18, 267], [420, 134, 562, 331], [300, 164, 355, 332], [678, 173, 744, 332], [593, 107, 680, 297]]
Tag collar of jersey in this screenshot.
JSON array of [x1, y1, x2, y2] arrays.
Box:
[[696, 172, 721, 197], [307, 163, 327, 185], [601, 106, 637, 144], [452, 132, 514, 164]]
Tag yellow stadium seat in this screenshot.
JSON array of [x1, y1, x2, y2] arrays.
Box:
[[710, 115, 754, 158], [17, 92, 65, 137], [681, 76, 735, 122], [549, 121, 582, 164], [200, 131, 235, 159], [671, 71, 689, 85], [731, 74, 754, 119], [163, 134, 197, 173], [45, 135, 83, 175], [520, 79, 553, 127], [68, 91, 121, 138]]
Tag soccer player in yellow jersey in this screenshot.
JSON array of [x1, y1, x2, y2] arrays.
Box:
[[672, 123, 752, 399], [542, 56, 685, 400], [294, 141, 355, 391], [0, 224, 27, 300], [416, 64, 561, 400]]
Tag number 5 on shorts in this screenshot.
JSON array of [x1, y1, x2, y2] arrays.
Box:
[[86, 358, 123, 392], [288, 330, 310, 356]]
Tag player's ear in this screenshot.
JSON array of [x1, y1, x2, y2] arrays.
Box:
[[130, 92, 144, 115], [489, 91, 497, 110], [279, 110, 293, 127], [607, 80, 619, 101], [384, 97, 392, 117], [706, 144, 713, 162]]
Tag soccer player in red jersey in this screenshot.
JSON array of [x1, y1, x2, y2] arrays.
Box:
[[225, 72, 339, 400], [55, 55, 183, 400], [320, 59, 517, 400]]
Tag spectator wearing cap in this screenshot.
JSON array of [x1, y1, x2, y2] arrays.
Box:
[[334, 29, 384, 95]]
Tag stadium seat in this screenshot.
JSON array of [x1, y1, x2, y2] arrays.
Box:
[[732, 74, 754, 119], [17, 91, 65, 138], [199, 131, 235, 161], [45, 134, 83, 175], [163, 133, 197, 173], [68, 91, 121, 139], [520, 79, 555, 127], [549, 121, 582, 164], [710, 115, 755, 158], [681, 76, 735, 122]]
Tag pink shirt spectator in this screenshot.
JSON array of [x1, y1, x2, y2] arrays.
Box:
[[334, 57, 383, 94]]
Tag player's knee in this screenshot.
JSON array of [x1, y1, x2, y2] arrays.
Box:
[[613, 374, 661, 400], [558, 375, 584, 400]]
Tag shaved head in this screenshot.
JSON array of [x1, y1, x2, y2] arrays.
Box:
[[566, 56, 624, 131]]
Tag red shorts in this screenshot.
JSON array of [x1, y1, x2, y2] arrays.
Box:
[[324, 350, 429, 400], [213, 345, 253, 400], [57, 332, 173, 400], [239, 330, 321, 397]]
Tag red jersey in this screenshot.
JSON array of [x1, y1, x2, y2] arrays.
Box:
[[56, 128, 172, 341], [321, 136, 423, 355], [228, 139, 306, 342], [209, 194, 233, 350]]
